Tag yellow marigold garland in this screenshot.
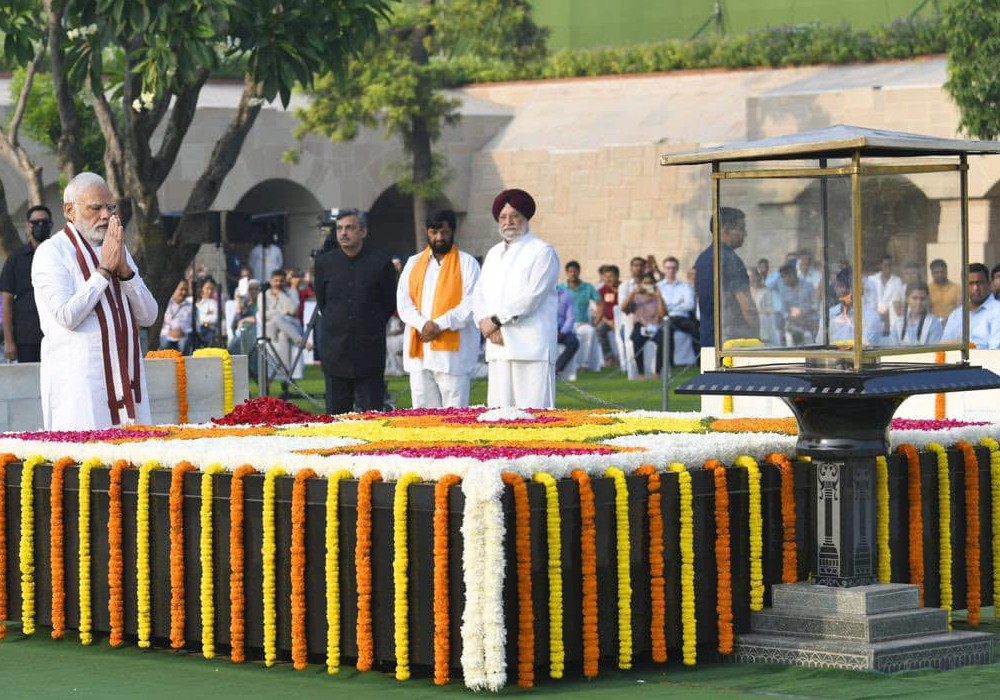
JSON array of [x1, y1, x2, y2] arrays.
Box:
[[668, 463, 697, 665], [981, 437, 1000, 620], [605, 466, 633, 670], [78, 457, 103, 645], [734, 455, 764, 611], [926, 442, 952, 624], [324, 468, 353, 674], [18, 455, 45, 636], [291, 469, 318, 671], [393, 472, 422, 681], [956, 441, 981, 626], [501, 472, 535, 688], [262, 466, 287, 667], [875, 456, 892, 583], [199, 464, 225, 659], [137, 460, 161, 648], [532, 472, 564, 679], [0, 453, 14, 640], [720, 339, 762, 413], [146, 349, 188, 423], [49, 457, 75, 640], [193, 348, 234, 414]]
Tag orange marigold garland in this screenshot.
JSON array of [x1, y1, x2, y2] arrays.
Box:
[[501, 472, 535, 688], [935, 351, 946, 420], [0, 453, 13, 640], [169, 461, 197, 649], [433, 474, 462, 685], [704, 458, 734, 655], [570, 468, 599, 679], [229, 465, 256, 664], [897, 443, 924, 605], [355, 469, 383, 672], [634, 465, 667, 662], [956, 441, 981, 626], [49, 457, 75, 640], [291, 469, 318, 670], [107, 459, 129, 647], [765, 453, 797, 583], [146, 349, 188, 423]]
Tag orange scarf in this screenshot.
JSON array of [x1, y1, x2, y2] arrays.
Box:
[[408, 246, 462, 358]]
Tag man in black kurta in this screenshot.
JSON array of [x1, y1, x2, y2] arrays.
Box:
[[313, 209, 397, 413], [1, 205, 52, 363]]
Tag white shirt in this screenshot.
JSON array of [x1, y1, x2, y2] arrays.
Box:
[[473, 231, 559, 362], [943, 295, 1000, 349], [656, 278, 695, 317], [196, 297, 219, 326], [396, 248, 481, 375], [867, 272, 905, 327], [248, 244, 283, 284]]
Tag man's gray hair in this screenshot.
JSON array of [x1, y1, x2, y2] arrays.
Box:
[[63, 172, 110, 204]]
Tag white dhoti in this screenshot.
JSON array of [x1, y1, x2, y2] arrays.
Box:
[[486, 359, 555, 409], [410, 368, 472, 408]]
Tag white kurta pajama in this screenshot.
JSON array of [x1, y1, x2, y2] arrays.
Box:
[[32, 224, 159, 430], [473, 231, 560, 409], [397, 248, 481, 408]]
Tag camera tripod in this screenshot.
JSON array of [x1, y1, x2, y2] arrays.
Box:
[[255, 294, 323, 410]]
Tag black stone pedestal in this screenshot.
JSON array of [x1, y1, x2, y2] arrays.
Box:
[[812, 459, 876, 587]]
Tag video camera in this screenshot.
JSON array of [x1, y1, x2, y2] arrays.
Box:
[[312, 208, 340, 258]]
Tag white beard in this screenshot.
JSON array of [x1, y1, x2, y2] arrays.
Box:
[[498, 223, 527, 243]]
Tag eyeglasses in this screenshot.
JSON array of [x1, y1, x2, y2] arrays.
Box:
[[80, 202, 117, 215]]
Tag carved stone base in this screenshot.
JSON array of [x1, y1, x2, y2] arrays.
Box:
[[731, 583, 995, 672]]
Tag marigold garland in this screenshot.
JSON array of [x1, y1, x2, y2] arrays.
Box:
[[199, 464, 225, 658], [137, 459, 161, 648], [669, 463, 697, 665], [78, 457, 103, 646], [393, 472, 422, 681], [874, 456, 892, 584], [531, 472, 565, 678], [501, 472, 535, 687], [262, 466, 288, 667], [49, 457, 75, 640], [432, 475, 462, 684], [703, 459, 733, 654], [18, 455, 45, 636], [355, 469, 382, 672], [292, 468, 318, 670], [193, 347, 234, 414], [634, 465, 667, 662], [935, 351, 946, 420], [604, 467, 633, 670], [146, 349, 188, 423], [980, 437, 1000, 620], [169, 461, 197, 649], [229, 464, 256, 663], [734, 455, 764, 611], [926, 442, 952, 624], [897, 444, 924, 605], [764, 453, 797, 583], [956, 441, 981, 626], [0, 453, 14, 640], [570, 468, 599, 679], [323, 468, 353, 674], [107, 459, 129, 647]]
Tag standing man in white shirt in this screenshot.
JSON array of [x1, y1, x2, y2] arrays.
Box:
[[397, 209, 481, 407], [473, 189, 560, 409], [868, 255, 905, 338], [943, 263, 1000, 349]]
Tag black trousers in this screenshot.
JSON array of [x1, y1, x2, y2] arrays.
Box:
[[324, 373, 386, 414], [15, 343, 41, 363]]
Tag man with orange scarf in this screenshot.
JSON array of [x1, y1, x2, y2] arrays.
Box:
[[396, 210, 481, 407]]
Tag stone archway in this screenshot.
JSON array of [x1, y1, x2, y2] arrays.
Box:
[[232, 179, 324, 273], [367, 185, 452, 261]]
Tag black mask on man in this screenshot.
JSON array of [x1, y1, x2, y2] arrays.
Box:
[[30, 219, 53, 242]]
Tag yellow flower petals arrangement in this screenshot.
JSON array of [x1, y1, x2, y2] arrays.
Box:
[[982, 437, 1000, 620], [875, 456, 891, 583], [605, 467, 632, 670], [735, 455, 764, 611], [19, 455, 46, 636], [926, 443, 952, 625], [669, 463, 697, 665], [532, 472, 564, 679], [393, 472, 422, 681], [324, 469, 353, 674], [199, 464, 226, 659], [261, 466, 287, 667], [193, 348, 235, 415], [136, 460, 161, 648]]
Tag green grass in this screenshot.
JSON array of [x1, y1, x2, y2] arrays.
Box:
[[253, 365, 705, 414]]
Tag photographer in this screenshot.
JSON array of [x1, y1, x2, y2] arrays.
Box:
[[1, 205, 53, 363]]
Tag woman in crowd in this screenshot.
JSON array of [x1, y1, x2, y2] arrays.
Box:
[[160, 279, 193, 352], [622, 270, 667, 376], [195, 278, 221, 347], [891, 281, 943, 345]]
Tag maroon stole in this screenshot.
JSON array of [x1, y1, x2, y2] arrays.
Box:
[[62, 225, 142, 424]]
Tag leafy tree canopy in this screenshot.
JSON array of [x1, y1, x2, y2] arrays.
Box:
[[944, 0, 1000, 139]]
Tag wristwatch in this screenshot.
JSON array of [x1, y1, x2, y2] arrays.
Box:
[[490, 314, 502, 328]]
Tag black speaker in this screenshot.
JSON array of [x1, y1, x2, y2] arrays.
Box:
[[161, 211, 221, 244]]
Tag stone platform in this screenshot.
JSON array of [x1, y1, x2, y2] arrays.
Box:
[[731, 583, 995, 672]]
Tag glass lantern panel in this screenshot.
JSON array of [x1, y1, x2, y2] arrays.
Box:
[[716, 174, 854, 352]]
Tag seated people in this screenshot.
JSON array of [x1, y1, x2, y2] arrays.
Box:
[[195, 278, 220, 347], [623, 271, 667, 376], [656, 255, 699, 363], [558, 260, 600, 372], [160, 279, 193, 352], [555, 286, 579, 377], [228, 280, 260, 356], [891, 282, 943, 345], [595, 265, 619, 366], [942, 263, 1000, 349], [828, 267, 881, 347], [775, 261, 818, 345]]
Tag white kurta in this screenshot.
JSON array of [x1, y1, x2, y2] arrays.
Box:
[[32, 224, 158, 430], [473, 231, 559, 408], [397, 248, 481, 376]]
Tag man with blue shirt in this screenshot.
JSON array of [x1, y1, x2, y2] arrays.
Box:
[[942, 263, 1000, 349], [694, 207, 759, 348], [558, 260, 600, 373]]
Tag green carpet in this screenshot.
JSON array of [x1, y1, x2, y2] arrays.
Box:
[[1, 614, 997, 699]]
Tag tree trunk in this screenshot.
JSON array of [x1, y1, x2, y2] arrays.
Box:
[[0, 180, 22, 256], [409, 6, 434, 250]]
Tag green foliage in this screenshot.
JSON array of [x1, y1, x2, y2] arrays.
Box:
[[0, 1, 44, 67], [7, 70, 108, 175], [943, 0, 1000, 139]]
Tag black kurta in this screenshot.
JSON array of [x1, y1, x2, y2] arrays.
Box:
[[314, 245, 397, 378]]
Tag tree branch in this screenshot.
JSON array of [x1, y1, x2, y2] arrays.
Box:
[[8, 34, 49, 147], [152, 68, 209, 187], [46, 0, 83, 180]]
